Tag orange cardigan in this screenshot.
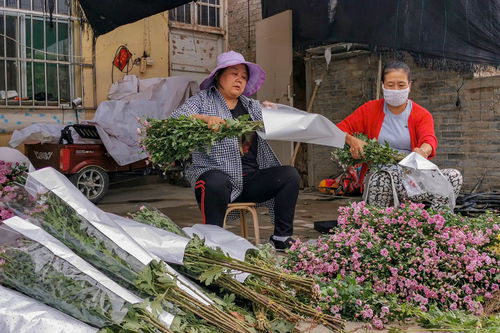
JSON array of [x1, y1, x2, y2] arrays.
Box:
[[336, 99, 438, 159]]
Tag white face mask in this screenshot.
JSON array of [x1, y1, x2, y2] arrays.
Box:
[[382, 86, 410, 107]]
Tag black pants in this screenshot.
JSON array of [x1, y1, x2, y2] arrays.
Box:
[[194, 166, 300, 236]]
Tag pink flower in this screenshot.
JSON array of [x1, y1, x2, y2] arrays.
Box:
[[0, 208, 13, 221], [372, 317, 384, 329], [284, 201, 499, 325], [361, 306, 373, 319]]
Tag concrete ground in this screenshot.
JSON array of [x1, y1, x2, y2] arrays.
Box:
[[97, 174, 429, 333], [98, 174, 358, 244]]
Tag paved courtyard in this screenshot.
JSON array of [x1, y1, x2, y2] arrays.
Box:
[[97, 174, 358, 245]]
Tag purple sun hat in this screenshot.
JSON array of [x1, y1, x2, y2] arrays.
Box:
[[200, 50, 266, 96]]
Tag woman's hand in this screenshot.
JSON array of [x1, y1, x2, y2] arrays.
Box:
[[413, 143, 432, 159], [262, 100, 278, 109], [193, 114, 226, 130], [345, 134, 367, 159]]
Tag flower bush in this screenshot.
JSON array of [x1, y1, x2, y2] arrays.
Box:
[[284, 201, 500, 328], [0, 161, 27, 221]]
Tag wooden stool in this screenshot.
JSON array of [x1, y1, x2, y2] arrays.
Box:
[[223, 202, 260, 245]]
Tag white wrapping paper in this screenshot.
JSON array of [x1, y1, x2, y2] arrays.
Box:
[[399, 152, 441, 170], [27, 167, 155, 266], [258, 104, 346, 148], [3, 216, 175, 328], [183, 224, 256, 262], [3, 216, 143, 304], [0, 147, 35, 171], [108, 213, 189, 265], [398, 152, 456, 209], [26, 167, 212, 306], [0, 285, 98, 333], [183, 224, 256, 282], [110, 215, 251, 282]]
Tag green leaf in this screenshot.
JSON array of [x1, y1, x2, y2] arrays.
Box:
[[198, 266, 224, 286]]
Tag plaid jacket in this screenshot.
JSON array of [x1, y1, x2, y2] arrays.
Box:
[[171, 87, 281, 207]]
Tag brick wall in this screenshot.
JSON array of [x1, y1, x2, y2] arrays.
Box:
[[306, 51, 500, 193], [227, 0, 261, 62]]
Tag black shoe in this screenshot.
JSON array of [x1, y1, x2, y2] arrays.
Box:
[[269, 236, 296, 251]]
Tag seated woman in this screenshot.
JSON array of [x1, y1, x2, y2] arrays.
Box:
[[171, 51, 299, 250], [337, 61, 462, 209]]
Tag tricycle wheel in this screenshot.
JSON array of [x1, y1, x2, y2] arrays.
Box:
[[69, 166, 109, 203]]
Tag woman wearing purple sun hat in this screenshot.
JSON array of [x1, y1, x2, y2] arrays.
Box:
[[170, 50, 299, 250]]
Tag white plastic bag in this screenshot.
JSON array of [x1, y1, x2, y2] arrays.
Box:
[[399, 153, 455, 209], [107, 75, 139, 100]]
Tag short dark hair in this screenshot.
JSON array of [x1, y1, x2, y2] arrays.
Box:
[[382, 61, 411, 82]]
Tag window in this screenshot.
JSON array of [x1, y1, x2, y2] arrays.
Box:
[[0, 0, 82, 107], [169, 0, 222, 29]]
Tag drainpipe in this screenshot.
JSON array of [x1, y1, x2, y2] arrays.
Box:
[[92, 36, 97, 109], [376, 54, 382, 99]]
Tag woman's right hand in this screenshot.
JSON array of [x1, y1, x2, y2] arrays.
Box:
[[193, 115, 226, 130], [345, 134, 367, 159]]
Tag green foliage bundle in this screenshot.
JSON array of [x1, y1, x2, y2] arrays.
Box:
[[0, 239, 173, 333], [140, 115, 263, 170], [4, 188, 251, 333], [415, 306, 500, 333], [332, 133, 406, 169], [129, 206, 187, 237]]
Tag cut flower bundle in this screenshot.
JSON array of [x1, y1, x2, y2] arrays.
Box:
[[129, 206, 344, 332], [3, 173, 252, 333], [332, 133, 406, 169], [0, 220, 173, 333], [0, 160, 28, 221], [2, 167, 346, 332], [139, 115, 263, 170]]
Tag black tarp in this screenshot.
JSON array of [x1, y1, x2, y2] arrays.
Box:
[[262, 0, 500, 67], [78, 0, 193, 36]]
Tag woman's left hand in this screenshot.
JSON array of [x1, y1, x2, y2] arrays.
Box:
[[413, 146, 431, 159], [261, 100, 278, 109]]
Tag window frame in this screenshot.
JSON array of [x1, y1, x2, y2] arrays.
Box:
[[0, 1, 85, 109], [169, 0, 224, 35]]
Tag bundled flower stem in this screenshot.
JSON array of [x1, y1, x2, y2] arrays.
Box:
[[184, 237, 344, 331], [130, 206, 314, 293], [129, 206, 188, 237], [137, 260, 254, 333], [242, 279, 344, 332], [127, 208, 345, 331], [140, 115, 264, 170], [184, 235, 314, 294], [0, 239, 173, 333], [332, 133, 406, 169], [5, 187, 251, 333]]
